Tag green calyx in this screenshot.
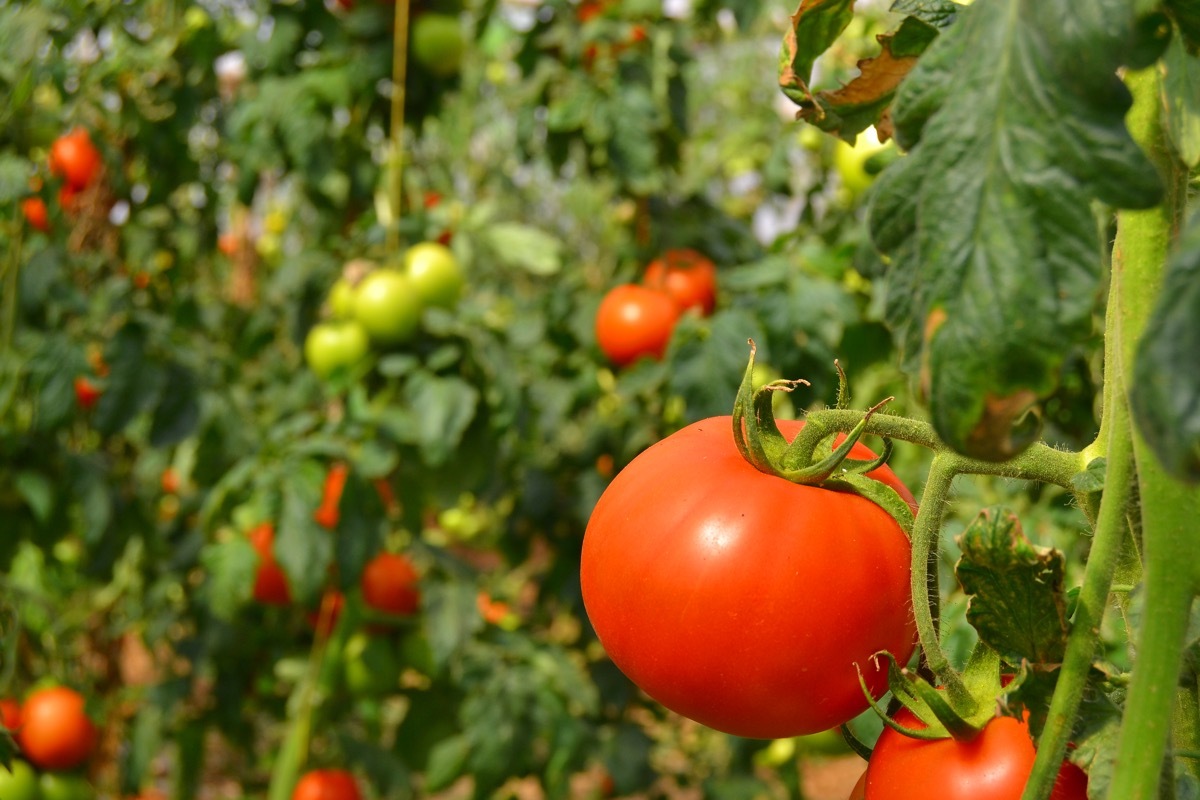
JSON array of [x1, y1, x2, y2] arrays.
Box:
[[731, 341, 915, 536]]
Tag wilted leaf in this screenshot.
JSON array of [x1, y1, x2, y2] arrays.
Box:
[[955, 506, 1068, 667], [778, 0, 855, 106], [869, 0, 1163, 460], [1163, 35, 1200, 167], [1130, 212, 1200, 483]]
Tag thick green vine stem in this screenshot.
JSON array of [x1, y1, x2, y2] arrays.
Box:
[[1108, 65, 1200, 800]]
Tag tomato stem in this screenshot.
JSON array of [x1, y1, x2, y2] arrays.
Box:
[[386, 0, 412, 253]]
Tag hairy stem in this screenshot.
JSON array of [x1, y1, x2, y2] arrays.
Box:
[[1108, 64, 1200, 800], [1022, 387, 1135, 800]]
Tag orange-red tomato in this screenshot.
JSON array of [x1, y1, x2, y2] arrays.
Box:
[[848, 770, 866, 800], [476, 592, 510, 625], [0, 698, 21, 732], [22, 197, 49, 232], [292, 769, 361, 800], [314, 463, 349, 529], [16, 686, 97, 771], [49, 129, 102, 190], [74, 376, 103, 411], [161, 468, 180, 495], [249, 523, 292, 606], [643, 248, 718, 315], [361, 552, 421, 617], [594, 284, 680, 367]]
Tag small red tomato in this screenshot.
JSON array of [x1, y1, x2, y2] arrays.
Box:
[[22, 197, 49, 232], [0, 698, 21, 732], [643, 248, 718, 315], [49, 129, 102, 190], [594, 284, 680, 367], [314, 463, 349, 530], [161, 468, 181, 495], [249, 523, 292, 606], [865, 706, 1089, 799], [361, 552, 421, 617], [292, 769, 361, 800], [74, 376, 103, 411], [17, 686, 97, 771], [476, 592, 510, 625]]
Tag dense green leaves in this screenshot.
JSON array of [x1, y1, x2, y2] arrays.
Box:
[[1130, 212, 1200, 483], [955, 506, 1068, 666], [868, 0, 1163, 460], [1163, 34, 1200, 167]]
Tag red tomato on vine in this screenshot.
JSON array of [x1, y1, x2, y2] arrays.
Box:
[[581, 417, 917, 738], [361, 552, 421, 618], [314, 462, 348, 529], [74, 376, 102, 411], [16, 686, 97, 771], [0, 698, 21, 731], [49, 129, 102, 190], [643, 248, 718, 315], [292, 769, 361, 800], [249, 523, 292, 606], [22, 197, 49, 232], [594, 284, 679, 367], [864, 707, 1089, 799]]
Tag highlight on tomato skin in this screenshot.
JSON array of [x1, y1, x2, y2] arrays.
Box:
[[594, 284, 680, 367], [580, 416, 917, 739], [16, 685, 98, 771]]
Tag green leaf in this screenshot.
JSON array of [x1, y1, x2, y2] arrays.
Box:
[[778, 0, 855, 105], [1071, 457, 1107, 494], [868, 0, 1163, 461], [483, 223, 563, 276], [149, 363, 200, 447], [0, 155, 29, 204], [333, 472, 385, 587], [954, 506, 1068, 666], [14, 471, 53, 524], [668, 309, 767, 421], [95, 324, 161, 436], [200, 538, 258, 621], [1130, 212, 1200, 483], [275, 462, 332, 605], [602, 723, 657, 794], [403, 372, 480, 467], [889, 0, 960, 28], [423, 734, 471, 792], [1165, 0, 1200, 51], [1163, 35, 1200, 168], [420, 582, 483, 670]]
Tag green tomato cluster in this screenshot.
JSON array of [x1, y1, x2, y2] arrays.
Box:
[[0, 760, 96, 800], [304, 242, 465, 380]]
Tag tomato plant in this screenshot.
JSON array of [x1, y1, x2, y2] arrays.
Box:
[[581, 416, 917, 738], [594, 284, 680, 367], [292, 769, 361, 800], [643, 248, 718, 316], [16, 687, 96, 771]]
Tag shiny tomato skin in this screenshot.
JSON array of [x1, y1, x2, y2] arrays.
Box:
[[249, 523, 292, 606], [865, 708, 1088, 799], [292, 769, 361, 800], [849, 771, 867, 800], [49, 129, 102, 190], [361, 552, 421, 617], [17, 686, 97, 770], [594, 284, 680, 367], [643, 248, 718, 315], [581, 417, 917, 738]]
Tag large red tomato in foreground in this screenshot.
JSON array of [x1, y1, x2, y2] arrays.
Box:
[[643, 248, 718, 315], [581, 417, 917, 738], [292, 769, 361, 800], [865, 707, 1088, 799], [594, 284, 680, 367], [17, 686, 97, 770]]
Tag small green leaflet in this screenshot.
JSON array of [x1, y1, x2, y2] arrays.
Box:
[[868, 0, 1163, 460], [955, 506, 1068, 667]]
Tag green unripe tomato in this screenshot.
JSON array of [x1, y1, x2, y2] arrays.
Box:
[[39, 772, 95, 800], [328, 279, 356, 319], [411, 14, 465, 78], [304, 321, 371, 379], [404, 242, 464, 310], [342, 632, 401, 696], [352, 269, 423, 346], [833, 127, 894, 197], [0, 760, 41, 800]]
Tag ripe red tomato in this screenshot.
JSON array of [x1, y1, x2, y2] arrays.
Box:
[[49, 129, 102, 190], [643, 248, 718, 315], [292, 769, 361, 800], [581, 417, 917, 738], [22, 197, 49, 232], [848, 771, 866, 800], [161, 468, 181, 495], [314, 463, 349, 529], [249, 523, 292, 606], [1, 698, 21, 731], [594, 284, 680, 367], [74, 376, 103, 411], [16, 686, 97, 771], [865, 707, 1088, 799], [361, 553, 421, 617]]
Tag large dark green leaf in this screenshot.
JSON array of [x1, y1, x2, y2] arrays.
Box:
[[149, 363, 200, 447], [403, 372, 480, 467], [333, 471, 385, 587], [868, 0, 1164, 460], [1130, 212, 1200, 483], [1163, 33, 1200, 168], [954, 506, 1068, 666], [275, 461, 332, 605], [1166, 0, 1200, 51], [200, 538, 257, 621], [95, 324, 162, 436]]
